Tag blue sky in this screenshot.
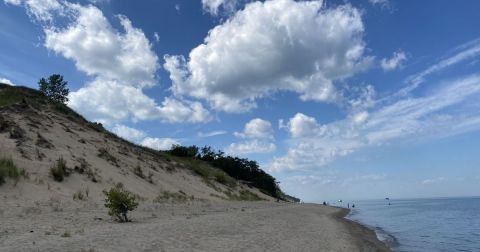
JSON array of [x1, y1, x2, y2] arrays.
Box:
[[1, 0, 480, 202]]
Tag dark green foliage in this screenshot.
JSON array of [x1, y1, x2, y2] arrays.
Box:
[[168, 145, 199, 158], [38, 74, 69, 104], [103, 184, 139, 222], [0, 157, 24, 185], [169, 145, 282, 198], [50, 157, 69, 182]]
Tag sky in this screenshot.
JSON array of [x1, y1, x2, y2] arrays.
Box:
[[1, 0, 480, 202]]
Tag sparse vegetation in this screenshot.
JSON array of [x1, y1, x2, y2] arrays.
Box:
[[98, 148, 118, 166], [225, 190, 264, 201], [0, 157, 27, 185], [103, 184, 139, 222], [50, 157, 69, 182], [133, 165, 145, 179], [73, 188, 89, 201], [36, 133, 53, 149], [153, 190, 193, 203]]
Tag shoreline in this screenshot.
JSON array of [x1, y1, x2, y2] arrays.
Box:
[[333, 207, 392, 251]]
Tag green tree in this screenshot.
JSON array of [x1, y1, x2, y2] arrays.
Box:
[[103, 184, 139, 222], [38, 74, 69, 104]]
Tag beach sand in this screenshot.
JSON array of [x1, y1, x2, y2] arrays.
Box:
[[0, 201, 390, 251]]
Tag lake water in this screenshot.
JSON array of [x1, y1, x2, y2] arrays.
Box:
[[346, 197, 480, 252]]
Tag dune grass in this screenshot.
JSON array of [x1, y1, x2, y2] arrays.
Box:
[[0, 157, 27, 185]]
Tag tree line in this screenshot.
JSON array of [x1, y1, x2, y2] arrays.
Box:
[[169, 145, 283, 199]]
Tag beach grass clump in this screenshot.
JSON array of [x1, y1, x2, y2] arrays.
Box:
[[153, 190, 193, 203], [103, 183, 138, 222], [133, 165, 145, 179], [226, 190, 263, 201], [97, 148, 118, 166], [0, 157, 27, 185], [50, 157, 69, 182]]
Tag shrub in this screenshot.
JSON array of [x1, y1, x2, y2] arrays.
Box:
[[103, 184, 139, 222], [0, 157, 26, 185], [50, 157, 69, 182]]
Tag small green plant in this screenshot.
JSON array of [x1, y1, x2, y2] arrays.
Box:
[[50, 157, 69, 182], [103, 184, 139, 222], [226, 190, 263, 201], [0, 157, 26, 185]]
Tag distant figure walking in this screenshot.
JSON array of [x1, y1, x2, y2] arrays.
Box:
[[352, 204, 355, 208], [322, 201, 326, 206], [347, 203, 350, 209]]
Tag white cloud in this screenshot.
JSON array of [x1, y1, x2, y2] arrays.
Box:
[[4, 0, 63, 22], [421, 177, 445, 185], [381, 50, 407, 71], [368, 0, 389, 7], [198, 130, 227, 138], [9, 0, 212, 124], [165, 0, 372, 112], [0, 78, 15, 86], [141, 137, 179, 151], [111, 124, 146, 143], [175, 3, 181, 11], [201, 0, 241, 16], [227, 118, 276, 154], [154, 32, 160, 43], [286, 113, 325, 138], [234, 118, 274, 140], [396, 38, 480, 97], [270, 74, 480, 172], [44, 4, 159, 88], [225, 139, 276, 154], [69, 79, 211, 124]]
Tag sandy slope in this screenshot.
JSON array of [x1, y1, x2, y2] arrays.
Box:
[[0, 201, 389, 252]]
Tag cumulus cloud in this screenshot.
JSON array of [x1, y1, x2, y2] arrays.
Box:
[[44, 4, 159, 88], [0, 78, 15, 86], [8, 0, 212, 124], [69, 79, 211, 124], [166, 0, 372, 112], [234, 118, 274, 140], [227, 118, 276, 154], [111, 124, 146, 143], [141, 137, 179, 151], [381, 50, 407, 71]]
